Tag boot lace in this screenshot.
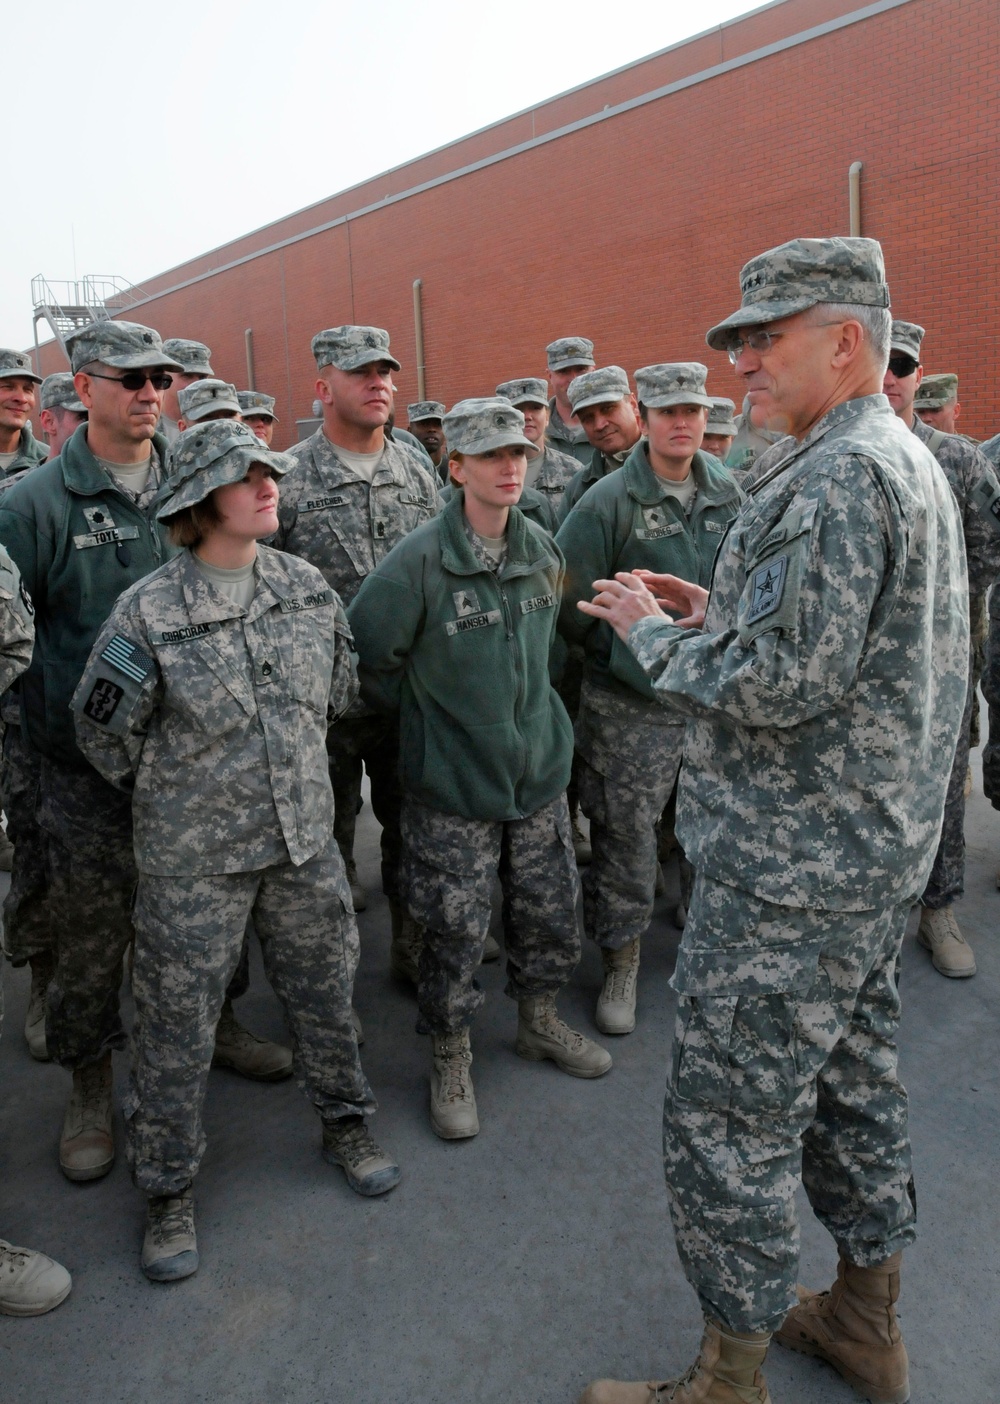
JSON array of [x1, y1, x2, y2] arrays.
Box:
[[149, 1193, 193, 1248], [436, 1039, 473, 1102], [0, 1242, 33, 1275], [330, 1121, 383, 1171]]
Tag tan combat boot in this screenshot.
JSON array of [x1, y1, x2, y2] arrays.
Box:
[[0, 1239, 72, 1316], [24, 953, 54, 1062], [917, 904, 976, 978], [516, 994, 612, 1078], [430, 1029, 479, 1140], [579, 1320, 771, 1403], [142, 1186, 198, 1283], [775, 1252, 909, 1404], [389, 902, 422, 986], [322, 1117, 400, 1196], [59, 1052, 114, 1181], [596, 938, 640, 1035], [212, 999, 293, 1080], [481, 932, 501, 963]]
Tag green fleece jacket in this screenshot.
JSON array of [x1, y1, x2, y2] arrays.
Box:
[[348, 490, 573, 820], [0, 424, 175, 766], [556, 442, 742, 703], [2, 426, 47, 478]]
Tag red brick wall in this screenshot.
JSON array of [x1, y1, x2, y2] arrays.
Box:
[[34, 0, 1000, 441]]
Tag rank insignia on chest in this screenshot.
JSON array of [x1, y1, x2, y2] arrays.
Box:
[[84, 506, 116, 532], [746, 555, 788, 623], [453, 589, 481, 617], [644, 507, 667, 528]]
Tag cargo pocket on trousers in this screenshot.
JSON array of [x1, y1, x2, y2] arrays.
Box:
[[672, 995, 740, 1111]]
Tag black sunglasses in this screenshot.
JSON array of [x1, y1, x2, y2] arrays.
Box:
[[88, 370, 173, 391], [887, 356, 918, 379]]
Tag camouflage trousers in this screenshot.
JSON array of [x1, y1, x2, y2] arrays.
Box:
[[126, 840, 375, 1197], [401, 793, 581, 1036], [981, 593, 1000, 806], [328, 712, 403, 904], [576, 690, 685, 949], [37, 757, 136, 1069], [0, 724, 52, 967], [969, 593, 987, 749], [664, 875, 916, 1335], [921, 649, 972, 909]]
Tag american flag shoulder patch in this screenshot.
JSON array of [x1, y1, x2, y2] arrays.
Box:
[[100, 634, 155, 685]]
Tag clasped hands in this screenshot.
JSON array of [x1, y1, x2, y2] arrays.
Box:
[[577, 570, 708, 641]]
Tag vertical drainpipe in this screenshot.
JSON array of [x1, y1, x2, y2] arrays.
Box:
[[412, 279, 426, 401], [244, 328, 256, 391], [849, 162, 863, 237]]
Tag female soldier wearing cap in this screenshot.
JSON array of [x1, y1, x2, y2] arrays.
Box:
[[72, 420, 399, 1284], [348, 397, 611, 1141]]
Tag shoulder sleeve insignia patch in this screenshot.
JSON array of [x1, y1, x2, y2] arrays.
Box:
[[100, 634, 155, 685], [83, 678, 124, 725], [746, 554, 788, 624]]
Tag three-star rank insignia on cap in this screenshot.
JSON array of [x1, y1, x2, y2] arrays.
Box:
[[746, 555, 788, 624]]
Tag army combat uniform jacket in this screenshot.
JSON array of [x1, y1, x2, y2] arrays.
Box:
[[909, 415, 1000, 598], [274, 429, 441, 606], [546, 399, 592, 468], [557, 443, 742, 706], [348, 491, 573, 822], [0, 424, 175, 767], [72, 545, 357, 878], [0, 545, 34, 693], [1, 426, 47, 479], [628, 394, 969, 921]]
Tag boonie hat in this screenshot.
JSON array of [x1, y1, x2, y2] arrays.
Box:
[[567, 365, 630, 414], [312, 325, 401, 372], [0, 348, 42, 384], [67, 321, 183, 375], [237, 390, 278, 422], [706, 237, 890, 351], [157, 420, 296, 519], [40, 372, 86, 412], [442, 398, 538, 456], [406, 400, 445, 423], [706, 397, 739, 436], [178, 379, 241, 423], [496, 378, 548, 407], [889, 321, 925, 360], [914, 373, 959, 410], [546, 337, 595, 372], [634, 363, 713, 410], [161, 339, 214, 376]]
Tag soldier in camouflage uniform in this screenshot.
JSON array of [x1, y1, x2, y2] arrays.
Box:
[[883, 320, 1000, 978], [577, 238, 967, 1404], [406, 400, 448, 479], [237, 389, 278, 445], [724, 393, 786, 484], [558, 367, 643, 521], [37, 373, 87, 460], [546, 336, 597, 468], [0, 349, 46, 479], [914, 372, 968, 438], [701, 397, 739, 464], [349, 398, 611, 1142], [157, 338, 213, 444], [72, 421, 399, 1283], [496, 377, 581, 519], [0, 541, 73, 1318], [176, 378, 241, 428], [274, 325, 441, 938], [556, 364, 742, 1039]]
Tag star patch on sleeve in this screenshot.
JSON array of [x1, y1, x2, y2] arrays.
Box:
[[746, 554, 788, 624]]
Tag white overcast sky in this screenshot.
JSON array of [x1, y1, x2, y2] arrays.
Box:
[[5, 0, 756, 349]]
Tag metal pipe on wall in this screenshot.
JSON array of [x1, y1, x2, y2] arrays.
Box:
[[848, 162, 863, 237], [412, 279, 426, 401], [244, 328, 256, 390]]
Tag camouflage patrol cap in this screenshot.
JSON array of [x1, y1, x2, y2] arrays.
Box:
[[546, 337, 595, 372], [567, 365, 630, 414], [178, 378, 241, 424], [406, 400, 445, 423], [40, 372, 85, 412], [0, 348, 42, 384], [442, 398, 538, 456], [634, 363, 713, 410], [705, 237, 891, 351], [66, 320, 183, 374], [312, 325, 401, 372], [707, 397, 739, 435], [890, 321, 925, 360], [157, 420, 296, 519], [237, 390, 278, 421], [161, 339, 214, 376], [496, 378, 548, 407], [914, 373, 959, 409]]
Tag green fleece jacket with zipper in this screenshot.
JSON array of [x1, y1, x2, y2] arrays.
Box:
[[347, 490, 573, 821], [0, 423, 176, 767], [556, 442, 742, 703]]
